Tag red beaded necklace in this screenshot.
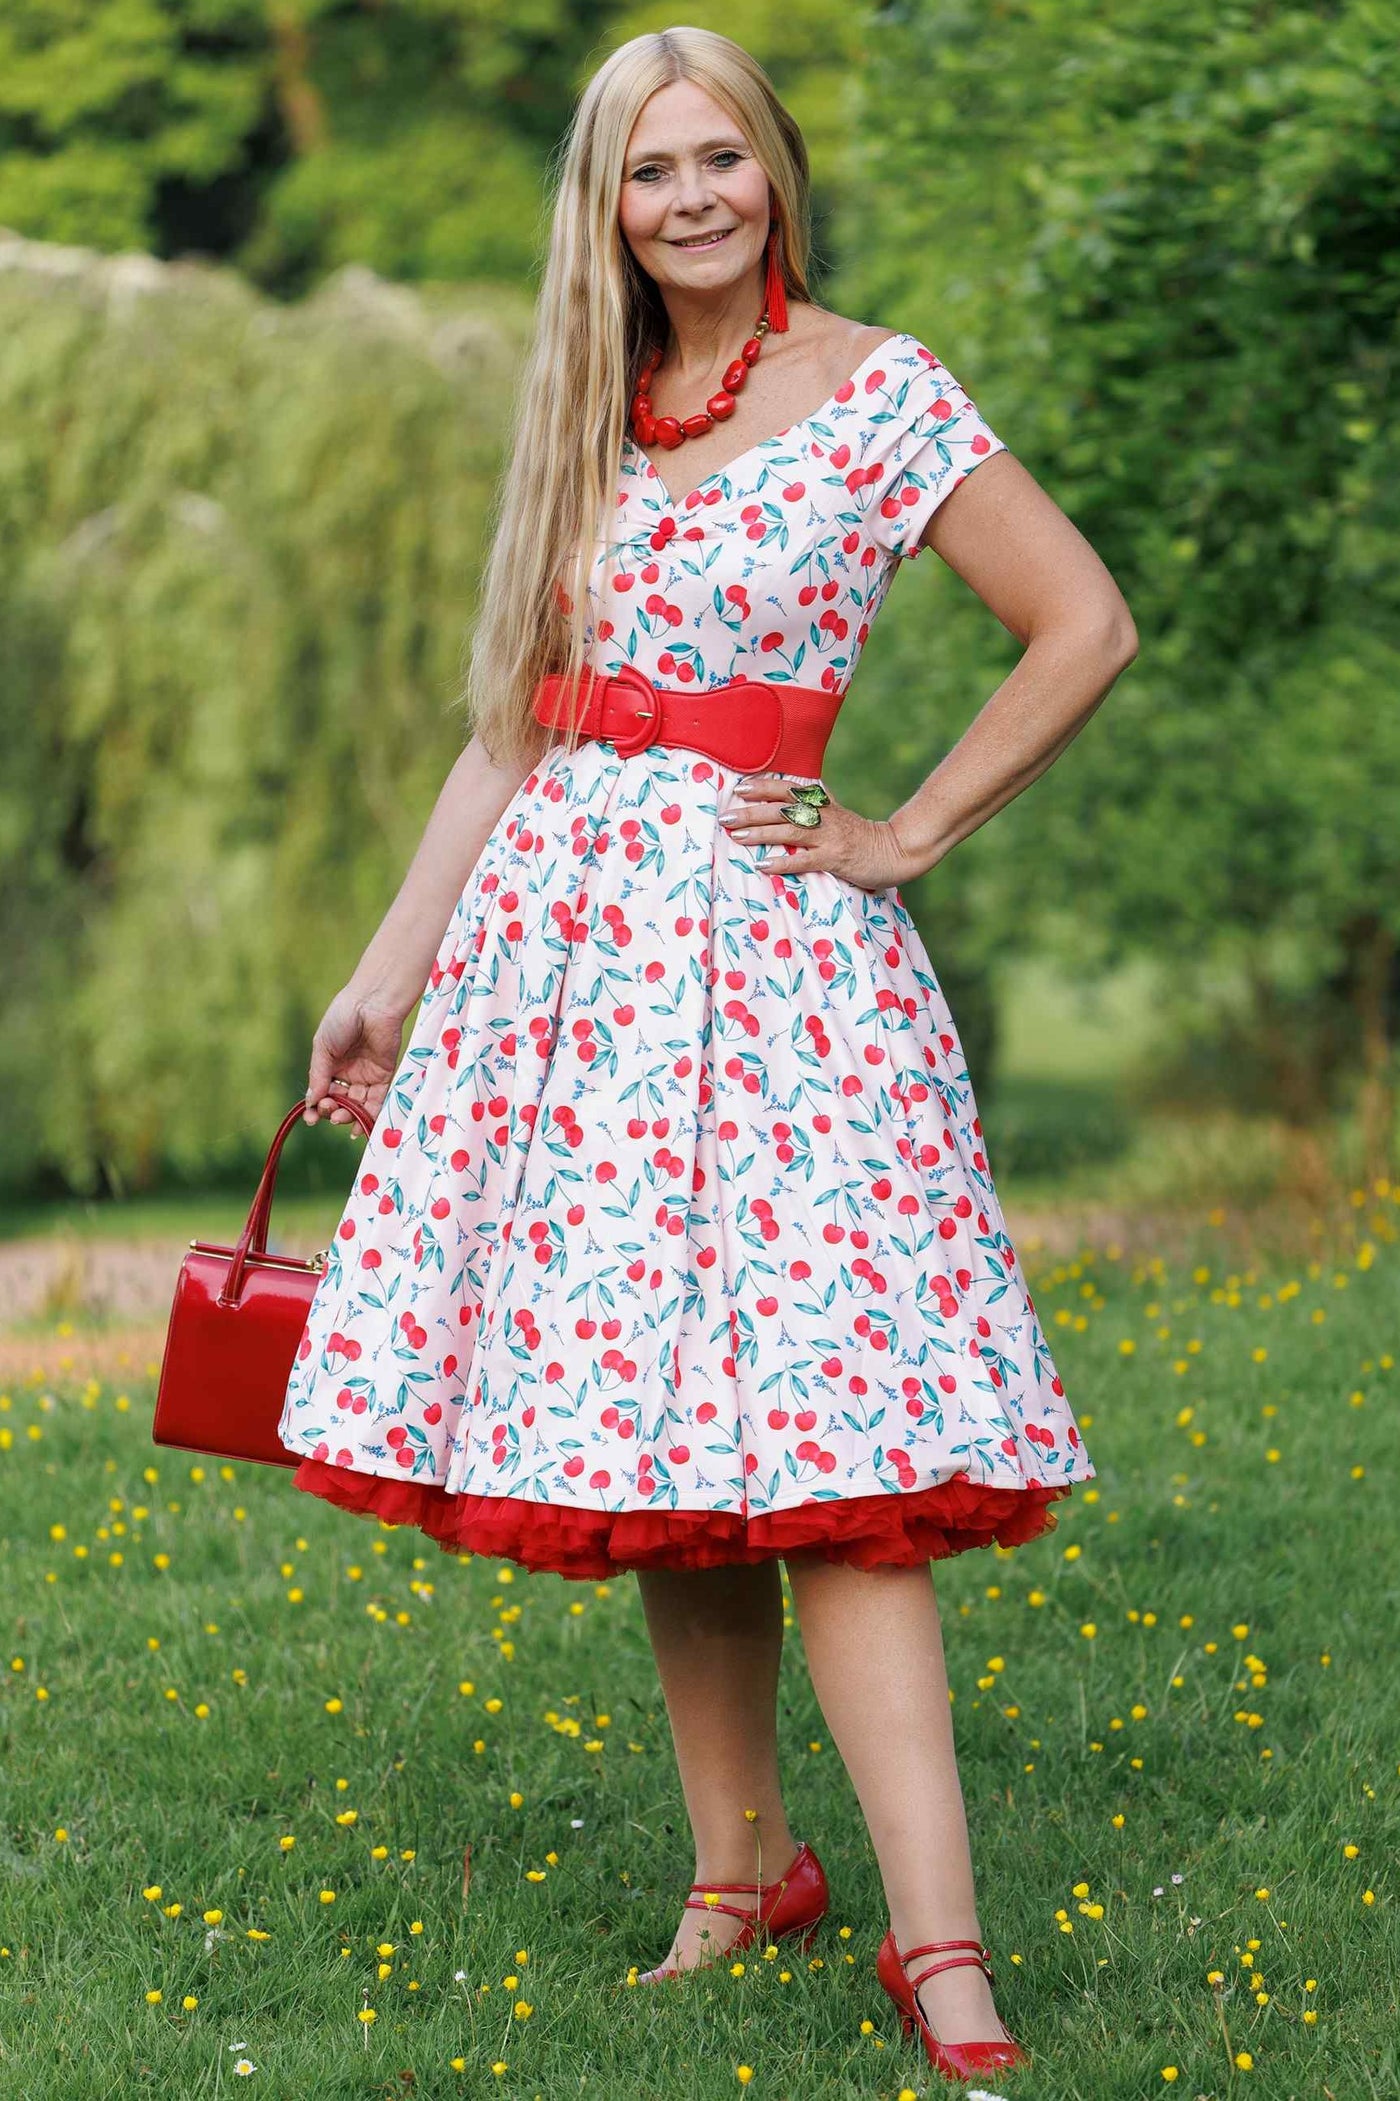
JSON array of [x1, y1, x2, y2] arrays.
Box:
[[630, 314, 769, 453], [629, 217, 789, 454]]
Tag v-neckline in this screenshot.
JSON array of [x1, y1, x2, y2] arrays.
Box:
[[623, 329, 910, 513]]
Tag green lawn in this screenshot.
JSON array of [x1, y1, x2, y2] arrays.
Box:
[[2, 1204, 1397, 2099]]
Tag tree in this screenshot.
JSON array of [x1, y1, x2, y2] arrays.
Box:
[[838, 0, 1400, 1173]]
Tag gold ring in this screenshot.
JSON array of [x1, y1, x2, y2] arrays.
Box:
[[781, 799, 823, 828], [789, 779, 830, 808]]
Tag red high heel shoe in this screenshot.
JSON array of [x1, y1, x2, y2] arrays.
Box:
[[634, 1840, 829, 1983], [876, 1926, 1030, 2080]]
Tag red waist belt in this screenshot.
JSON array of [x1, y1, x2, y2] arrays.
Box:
[[532, 664, 841, 773]]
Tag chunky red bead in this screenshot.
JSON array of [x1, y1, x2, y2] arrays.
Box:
[[629, 310, 772, 453]]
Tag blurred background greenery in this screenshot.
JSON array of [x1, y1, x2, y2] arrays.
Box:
[[1, 0, 1397, 1226]]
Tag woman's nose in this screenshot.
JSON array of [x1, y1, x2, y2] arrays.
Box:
[[672, 170, 719, 212]]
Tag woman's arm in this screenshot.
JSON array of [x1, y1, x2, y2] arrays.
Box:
[[302, 731, 540, 1124], [348, 731, 540, 1016], [886, 452, 1139, 871]]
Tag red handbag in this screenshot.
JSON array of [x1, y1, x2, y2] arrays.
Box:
[[152, 1095, 375, 1469]]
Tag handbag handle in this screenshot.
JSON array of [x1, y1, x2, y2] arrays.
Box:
[[218, 1095, 377, 1309]]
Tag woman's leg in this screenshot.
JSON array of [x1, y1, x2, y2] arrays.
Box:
[[633, 1559, 800, 1973], [783, 1552, 1016, 2048]]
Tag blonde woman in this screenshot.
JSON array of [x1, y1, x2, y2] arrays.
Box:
[[280, 26, 1135, 2081]]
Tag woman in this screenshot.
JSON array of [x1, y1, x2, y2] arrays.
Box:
[[278, 26, 1136, 2081]]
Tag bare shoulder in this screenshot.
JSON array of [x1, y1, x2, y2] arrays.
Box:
[[841, 320, 909, 365], [781, 306, 904, 391]]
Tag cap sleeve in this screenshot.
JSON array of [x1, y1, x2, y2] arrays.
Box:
[[860, 340, 1005, 561]]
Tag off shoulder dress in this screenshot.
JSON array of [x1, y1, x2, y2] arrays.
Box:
[[277, 329, 1097, 1579]]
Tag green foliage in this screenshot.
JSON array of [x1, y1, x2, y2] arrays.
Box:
[[0, 0, 270, 251], [5, 0, 1399, 1193], [0, 248, 534, 1195], [838, 0, 1400, 1120], [981, 1075, 1134, 1184], [0, 1, 866, 295]]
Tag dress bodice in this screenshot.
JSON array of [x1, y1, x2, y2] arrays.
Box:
[[581, 331, 1005, 701]]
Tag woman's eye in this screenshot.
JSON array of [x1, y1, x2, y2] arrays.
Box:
[[633, 151, 743, 182]]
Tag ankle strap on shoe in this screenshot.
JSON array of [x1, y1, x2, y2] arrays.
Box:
[[900, 1936, 995, 1988], [686, 1846, 803, 1900], [683, 1894, 761, 1924]]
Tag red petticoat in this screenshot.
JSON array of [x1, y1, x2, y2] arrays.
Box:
[[290, 1456, 1071, 1581]]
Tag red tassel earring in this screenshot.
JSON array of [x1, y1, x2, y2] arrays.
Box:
[[764, 216, 789, 333]]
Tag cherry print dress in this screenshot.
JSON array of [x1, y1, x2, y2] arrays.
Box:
[[278, 329, 1096, 1580]]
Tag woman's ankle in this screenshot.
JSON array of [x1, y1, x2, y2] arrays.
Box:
[[692, 1829, 799, 1887]]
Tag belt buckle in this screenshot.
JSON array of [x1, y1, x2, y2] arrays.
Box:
[[605, 662, 662, 757]]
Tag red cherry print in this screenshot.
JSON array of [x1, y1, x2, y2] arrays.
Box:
[[283, 334, 1082, 1558]]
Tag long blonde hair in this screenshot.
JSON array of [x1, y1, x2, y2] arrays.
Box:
[[458, 27, 812, 768]]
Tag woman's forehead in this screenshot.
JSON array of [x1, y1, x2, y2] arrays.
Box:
[[625, 80, 747, 158]]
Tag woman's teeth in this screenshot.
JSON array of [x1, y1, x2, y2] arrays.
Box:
[[673, 229, 731, 249]]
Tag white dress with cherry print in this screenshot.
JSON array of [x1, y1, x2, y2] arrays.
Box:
[[277, 330, 1096, 1579]]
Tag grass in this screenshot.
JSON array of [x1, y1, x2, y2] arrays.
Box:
[[1, 1201, 1398, 2099]]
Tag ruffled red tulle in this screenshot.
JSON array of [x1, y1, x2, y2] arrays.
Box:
[[290, 1457, 1071, 1580]]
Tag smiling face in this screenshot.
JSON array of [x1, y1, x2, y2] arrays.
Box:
[[618, 78, 774, 312]]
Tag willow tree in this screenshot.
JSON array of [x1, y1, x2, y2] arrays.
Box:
[[0, 243, 529, 1194]]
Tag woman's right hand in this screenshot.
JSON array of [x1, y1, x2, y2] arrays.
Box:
[[303, 987, 409, 1126]]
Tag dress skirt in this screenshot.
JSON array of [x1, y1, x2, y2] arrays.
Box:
[[277, 731, 1095, 1580]]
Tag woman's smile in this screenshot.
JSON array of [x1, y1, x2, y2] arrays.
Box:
[[668, 227, 734, 250]]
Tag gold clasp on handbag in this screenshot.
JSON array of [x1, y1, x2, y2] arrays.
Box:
[[188, 1237, 330, 1274]]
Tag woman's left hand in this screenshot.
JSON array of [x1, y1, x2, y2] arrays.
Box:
[[719, 775, 928, 893]]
